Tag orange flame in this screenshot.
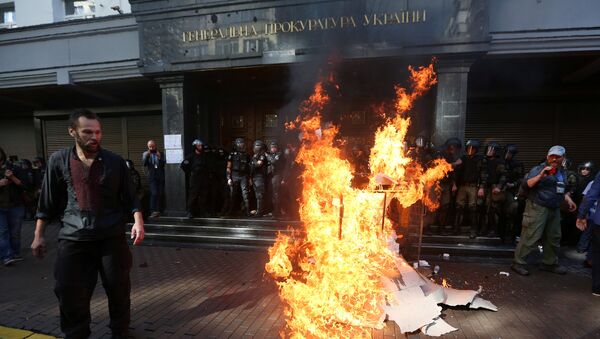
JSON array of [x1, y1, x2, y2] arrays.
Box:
[[266, 62, 452, 338]]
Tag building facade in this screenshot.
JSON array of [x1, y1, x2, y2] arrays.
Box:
[[1, 0, 600, 216]]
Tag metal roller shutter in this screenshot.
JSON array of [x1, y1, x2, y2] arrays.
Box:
[[557, 105, 600, 170], [125, 114, 164, 185], [98, 117, 126, 158], [465, 102, 554, 171], [43, 119, 72, 157], [44, 117, 125, 158]]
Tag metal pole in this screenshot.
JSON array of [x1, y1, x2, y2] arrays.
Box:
[[381, 192, 387, 232], [338, 194, 344, 240], [417, 201, 425, 262]]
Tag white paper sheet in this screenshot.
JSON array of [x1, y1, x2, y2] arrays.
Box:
[[469, 296, 498, 311], [384, 287, 442, 333], [165, 149, 183, 164], [421, 318, 458, 336], [164, 134, 182, 149], [442, 287, 478, 306]]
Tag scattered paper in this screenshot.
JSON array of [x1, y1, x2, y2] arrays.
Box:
[[499, 271, 510, 277], [422, 318, 458, 336], [394, 257, 427, 289], [384, 287, 442, 333], [418, 260, 430, 267], [442, 287, 478, 307], [469, 296, 498, 311]]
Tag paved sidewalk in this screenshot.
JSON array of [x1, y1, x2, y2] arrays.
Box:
[[1, 222, 600, 338]]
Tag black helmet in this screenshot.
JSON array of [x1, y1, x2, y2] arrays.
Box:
[[414, 132, 428, 148], [20, 159, 32, 169], [485, 141, 501, 156], [253, 140, 265, 154], [579, 161, 595, 172], [192, 139, 203, 146], [125, 159, 135, 170], [269, 140, 279, 150], [465, 139, 480, 149], [505, 144, 518, 157], [444, 138, 462, 149], [234, 138, 245, 152]]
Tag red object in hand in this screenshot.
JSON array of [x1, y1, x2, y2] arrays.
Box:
[[548, 168, 557, 176]]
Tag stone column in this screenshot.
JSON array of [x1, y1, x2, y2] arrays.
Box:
[[432, 59, 473, 147], [157, 76, 188, 216]]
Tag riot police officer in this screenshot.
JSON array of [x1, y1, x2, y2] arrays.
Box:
[[412, 132, 435, 167], [561, 157, 579, 244], [125, 159, 144, 203], [227, 138, 251, 216], [454, 139, 483, 237], [266, 141, 286, 218], [575, 161, 595, 205], [180, 139, 210, 218], [214, 147, 230, 217], [432, 138, 461, 235], [502, 144, 524, 243], [479, 141, 506, 238], [250, 140, 269, 217]]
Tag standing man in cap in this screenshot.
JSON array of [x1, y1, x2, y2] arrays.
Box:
[[511, 145, 577, 276]]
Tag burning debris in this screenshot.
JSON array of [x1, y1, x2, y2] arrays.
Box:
[[265, 62, 496, 338]]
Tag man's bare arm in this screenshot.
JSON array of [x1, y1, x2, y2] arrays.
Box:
[[31, 219, 48, 259]]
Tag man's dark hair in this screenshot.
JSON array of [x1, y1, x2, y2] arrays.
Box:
[[69, 109, 98, 129], [0, 147, 6, 164]]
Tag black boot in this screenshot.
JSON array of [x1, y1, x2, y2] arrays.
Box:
[[469, 209, 478, 239], [452, 210, 463, 235]]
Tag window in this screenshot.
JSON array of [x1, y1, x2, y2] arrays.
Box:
[[65, 0, 95, 18], [0, 3, 15, 26], [265, 114, 278, 128], [232, 115, 245, 129], [244, 39, 262, 53]]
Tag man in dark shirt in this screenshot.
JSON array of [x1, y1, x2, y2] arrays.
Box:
[[142, 139, 165, 218], [511, 145, 576, 276], [31, 109, 144, 339]]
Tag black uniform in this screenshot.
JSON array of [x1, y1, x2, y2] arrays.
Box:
[[181, 151, 210, 216], [227, 150, 251, 216], [454, 154, 483, 234], [434, 150, 459, 233], [503, 157, 524, 241], [251, 152, 269, 216], [266, 151, 286, 217], [479, 155, 506, 237]]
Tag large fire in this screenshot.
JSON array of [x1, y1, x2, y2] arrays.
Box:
[[265, 62, 452, 338]]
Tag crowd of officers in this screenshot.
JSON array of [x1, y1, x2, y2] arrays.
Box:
[[173, 134, 597, 248], [180, 138, 301, 219], [413, 136, 596, 244]]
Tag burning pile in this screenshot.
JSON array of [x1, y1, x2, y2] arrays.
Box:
[[266, 63, 495, 338]]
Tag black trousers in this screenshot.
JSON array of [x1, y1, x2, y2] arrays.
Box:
[[187, 178, 209, 215], [54, 236, 132, 339], [591, 223, 600, 294]]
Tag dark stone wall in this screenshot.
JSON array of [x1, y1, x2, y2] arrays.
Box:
[[132, 0, 489, 74]]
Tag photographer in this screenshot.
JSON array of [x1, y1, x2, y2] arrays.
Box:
[[0, 147, 30, 266], [142, 140, 165, 218], [511, 145, 577, 276]]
